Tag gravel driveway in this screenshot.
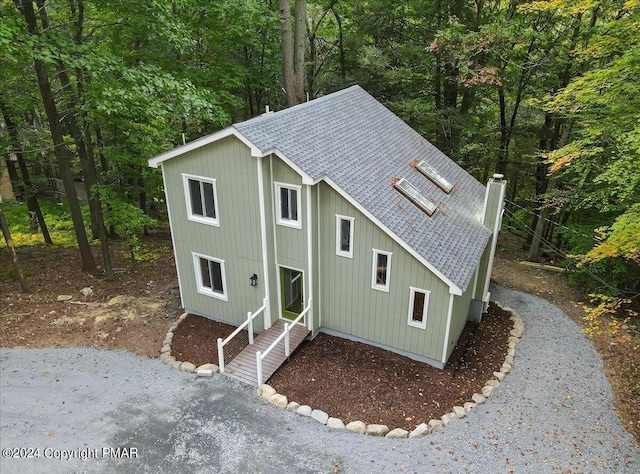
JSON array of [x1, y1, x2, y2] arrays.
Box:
[[1, 286, 639, 473]]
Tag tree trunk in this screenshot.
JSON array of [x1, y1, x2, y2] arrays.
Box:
[[279, 0, 296, 106], [293, 0, 307, 104], [18, 0, 96, 272], [0, 204, 30, 293], [0, 95, 53, 244], [280, 0, 306, 106]]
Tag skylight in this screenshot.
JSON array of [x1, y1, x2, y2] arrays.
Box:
[[416, 161, 453, 193], [394, 178, 437, 216]]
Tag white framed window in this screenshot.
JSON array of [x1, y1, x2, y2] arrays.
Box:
[[193, 252, 227, 301], [407, 287, 430, 329], [183, 173, 220, 226], [371, 249, 392, 292], [335, 215, 355, 258], [275, 182, 302, 228]]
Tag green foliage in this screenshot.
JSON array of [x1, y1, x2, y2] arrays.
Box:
[[0, 201, 85, 248]]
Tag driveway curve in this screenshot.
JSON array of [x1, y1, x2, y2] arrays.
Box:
[[1, 286, 639, 473]]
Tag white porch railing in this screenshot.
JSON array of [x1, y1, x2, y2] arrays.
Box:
[[256, 298, 312, 386], [217, 297, 267, 373]]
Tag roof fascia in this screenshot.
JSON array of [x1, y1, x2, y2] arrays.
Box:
[[322, 176, 463, 296], [253, 147, 314, 185], [148, 127, 261, 168]]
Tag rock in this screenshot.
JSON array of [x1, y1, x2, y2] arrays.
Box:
[[327, 417, 345, 429], [441, 413, 457, 426], [428, 419, 443, 432], [452, 406, 466, 418], [366, 424, 389, 436], [409, 423, 430, 438], [494, 371, 506, 382], [57, 295, 73, 301], [472, 393, 486, 404], [171, 360, 182, 370], [501, 362, 512, 374], [507, 348, 515, 358], [505, 355, 514, 366], [258, 384, 276, 400], [180, 362, 196, 373], [163, 338, 172, 346], [80, 287, 93, 297], [482, 385, 495, 398], [196, 363, 217, 373], [311, 409, 329, 424], [486, 379, 500, 388], [386, 428, 408, 439], [179, 313, 188, 321], [268, 394, 288, 409], [160, 344, 171, 354], [169, 324, 179, 332], [166, 331, 174, 339], [345, 421, 366, 434], [196, 363, 217, 377], [510, 328, 523, 338], [286, 402, 300, 412], [296, 405, 312, 417], [464, 402, 476, 412]]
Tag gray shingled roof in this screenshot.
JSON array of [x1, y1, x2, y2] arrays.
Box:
[[234, 86, 491, 292]]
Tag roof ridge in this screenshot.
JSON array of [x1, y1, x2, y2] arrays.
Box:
[[233, 85, 364, 128]]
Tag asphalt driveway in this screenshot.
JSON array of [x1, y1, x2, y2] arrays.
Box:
[[1, 287, 639, 473]]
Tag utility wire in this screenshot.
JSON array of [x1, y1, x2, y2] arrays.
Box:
[[502, 207, 635, 297], [505, 198, 600, 244]]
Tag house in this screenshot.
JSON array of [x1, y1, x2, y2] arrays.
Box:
[[149, 85, 506, 370]]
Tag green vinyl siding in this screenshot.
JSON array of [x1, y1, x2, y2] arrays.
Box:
[[318, 182, 451, 362], [445, 282, 474, 361], [162, 136, 265, 329], [271, 156, 306, 269]]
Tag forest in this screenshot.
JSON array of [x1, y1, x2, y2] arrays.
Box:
[[1, 0, 639, 327]]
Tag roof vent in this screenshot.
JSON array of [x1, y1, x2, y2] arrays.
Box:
[[416, 161, 453, 193], [394, 178, 437, 216]]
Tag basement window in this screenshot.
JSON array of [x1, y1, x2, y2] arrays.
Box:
[[394, 178, 437, 216], [416, 161, 453, 193]]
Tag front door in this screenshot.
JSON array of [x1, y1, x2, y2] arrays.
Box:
[[280, 266, 303, 320]]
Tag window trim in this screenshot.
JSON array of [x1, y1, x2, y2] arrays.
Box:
[[192, 252, 228, 301], [274, 182, 302, 229], [371, 249, 392, 292], [182, 173, 220, 227], [335, 214, 355, 258], [407, 286, 430, 329]]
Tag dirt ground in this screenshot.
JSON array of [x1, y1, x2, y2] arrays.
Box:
[[1, 229, 638, 441], [0, 229, 182, 357]]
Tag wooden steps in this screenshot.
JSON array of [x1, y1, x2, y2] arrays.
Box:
[[223, 319, 310, 386]]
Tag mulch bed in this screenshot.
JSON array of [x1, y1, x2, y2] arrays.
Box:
[[171, 316, 251, 367], [171, 303, 512, 431]]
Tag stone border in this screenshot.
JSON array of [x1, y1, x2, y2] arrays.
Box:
[[159, 312, 218, 377], [255, 302, 524, 439], [160, 304, 524, 438]]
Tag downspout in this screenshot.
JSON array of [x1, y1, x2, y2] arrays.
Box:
[[257, 157, 271, 329], [441, 291, 455, 364], [305, 182, 314, 331]]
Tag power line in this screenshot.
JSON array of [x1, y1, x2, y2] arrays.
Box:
[[502, 207, 633, 297], [505, 198, 600, 244]]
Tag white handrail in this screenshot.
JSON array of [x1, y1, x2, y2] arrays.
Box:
[[217, 297, 267, 373], [256, 298, 311, 385]]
